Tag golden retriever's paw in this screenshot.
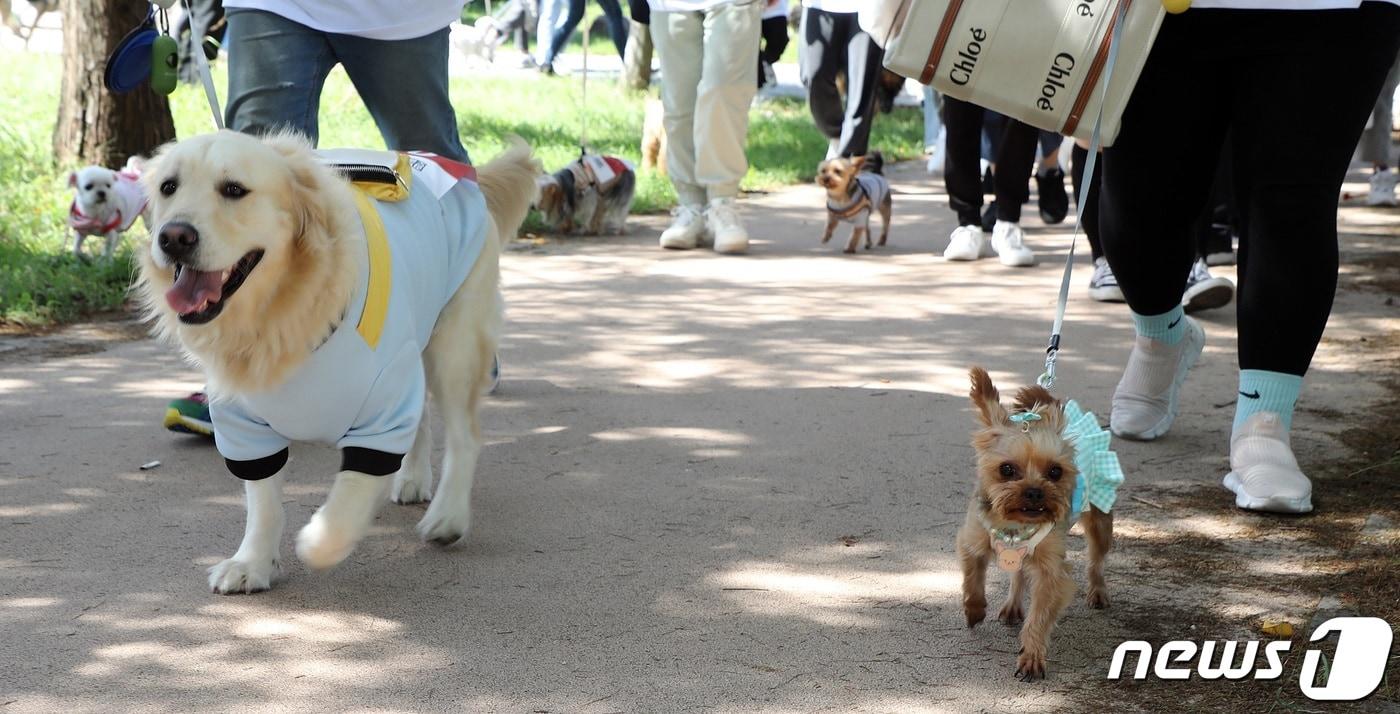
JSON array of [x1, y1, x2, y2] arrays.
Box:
[[1015, 647, 1047, 682], [208, 556, 277, 594], [390, 472, 432, 505], [1086, 586, 1111, 609], [417, 503, 472, 546], [295, 513, 360, 570]]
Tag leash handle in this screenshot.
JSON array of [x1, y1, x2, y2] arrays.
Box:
[[1038, 0, 1127, 389]]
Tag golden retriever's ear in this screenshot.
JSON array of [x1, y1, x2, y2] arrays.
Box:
[[261, 132, 333, 244], [969, 366, 1008, 427]]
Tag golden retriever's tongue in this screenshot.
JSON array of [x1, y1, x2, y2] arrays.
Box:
[[166, 267, 223, 314]]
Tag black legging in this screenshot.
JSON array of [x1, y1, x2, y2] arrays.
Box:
[[944, 97, 1039, 226], [1074, 140, 1236, 263], [545, 0, 627, 66], [1099, 5, 1400, 376]]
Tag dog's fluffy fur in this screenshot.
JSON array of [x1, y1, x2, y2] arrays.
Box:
[[640, 97, 667, 175], [957, 367, 1113, 681], [136, 130, 541, 593], [67, 158, 148, 260]]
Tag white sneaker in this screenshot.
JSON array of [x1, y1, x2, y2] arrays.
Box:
[[706, 197, 749, 254], [1110, 316, 1205, 441], [1366, 170, 1397, 207], [1224, 412, 1313, 513], [1088, 257, 1125, 302], [943, 225, 991, 261], [1182, 258, 1234, 313], [659, 204, 706, 250], [990, 220, 1035, 267]]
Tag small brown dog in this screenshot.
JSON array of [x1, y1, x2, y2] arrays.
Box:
[[957, 367, 1114, 681], [817, 152, 892, 254]]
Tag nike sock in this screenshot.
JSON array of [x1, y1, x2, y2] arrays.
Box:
[[1233, 369, 1303, 436], [1130, 305, 1186, 346]]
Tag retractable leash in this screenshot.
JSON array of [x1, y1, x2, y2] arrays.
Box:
[[1036, 0, 1127, 390]]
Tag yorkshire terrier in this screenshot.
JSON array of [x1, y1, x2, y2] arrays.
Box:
[[958, 367, 1114, 681], [535, 154, 636, 236], [816, 152, 892, 254]]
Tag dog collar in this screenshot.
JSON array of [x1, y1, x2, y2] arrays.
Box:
[[980, 517, 1054, 573], [68, 201, 122, 234]]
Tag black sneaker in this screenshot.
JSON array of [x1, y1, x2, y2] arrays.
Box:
[[1182, 258, 1234, 313], [1036, 167, 1068, 224]]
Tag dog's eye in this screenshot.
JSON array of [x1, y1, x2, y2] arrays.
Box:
[[160, 179, 178, 196], [1047, 465, 1064, 481], [999, 463, 1017, 479], [220, 182, 249, 199], [83, 183, 93, 191]]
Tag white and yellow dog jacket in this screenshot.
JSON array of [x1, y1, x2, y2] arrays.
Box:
[[211, 151, 487, 481]]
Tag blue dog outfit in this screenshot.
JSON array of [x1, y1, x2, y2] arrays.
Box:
[[210, 151, 487, 480]]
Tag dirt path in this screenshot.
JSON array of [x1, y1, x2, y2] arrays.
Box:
[[0, 163, 1395, 713]]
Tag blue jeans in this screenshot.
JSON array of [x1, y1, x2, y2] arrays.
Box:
[[223, 9, 469, 162], [922, 85, 941, 149], [545, 0, 628, 66]]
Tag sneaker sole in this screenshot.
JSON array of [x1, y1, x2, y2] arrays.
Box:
[[164, 407, 213, 437], [659, 237, 698, 250], [1112, 319, 1205, 441], [1182, 282, 1234, 313], [1223, 471, 1313, 513], [1088, 286, 1126, 302]]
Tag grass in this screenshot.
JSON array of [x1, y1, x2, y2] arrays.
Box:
[[0, 47, 923, 327]]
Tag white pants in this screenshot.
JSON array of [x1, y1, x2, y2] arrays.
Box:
[[651, 0, 763, 206]]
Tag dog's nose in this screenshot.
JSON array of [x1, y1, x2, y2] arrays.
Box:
[[96, 191, 107, 201], [1023, 487, 1044, 502], [158, 222, 200, 261]]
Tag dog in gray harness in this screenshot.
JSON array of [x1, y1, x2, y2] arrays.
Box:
[[816, 151, 893, 254]]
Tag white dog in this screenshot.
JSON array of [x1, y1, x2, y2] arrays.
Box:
[[135, 130, 540, 593], [67, 158, 148, 259]]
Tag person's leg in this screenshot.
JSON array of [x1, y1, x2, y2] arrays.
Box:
[[596, 0, 629, 58], [942, 96, 985, 228], [652, 9, 707, 248], [1230, 5, 1400, 417], [836, 19, 883, 157], [546, 0, 586, 66], [1359, 50, 1399, 169], [695, 0, 762, 253], [1100, 10, 1231, 441], [332, 28, 469, 162], [986, 118, 1039, 266], [535, 0, 567, 64], [223, 9, 336, 142], [1074, 142, 1124, 303], [799, 7, 845, 151], [1223, 6, 1400, 513], [759, 15, 788, 64]]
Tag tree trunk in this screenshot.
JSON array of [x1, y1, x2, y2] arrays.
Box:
[[53, 0, 176, 168]]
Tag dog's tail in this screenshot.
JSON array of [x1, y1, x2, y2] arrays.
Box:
[[865, 151, 885, 176], [476, 136, 543, 245]]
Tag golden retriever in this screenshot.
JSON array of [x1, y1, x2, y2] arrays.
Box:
[[136, 130, 541, 593]]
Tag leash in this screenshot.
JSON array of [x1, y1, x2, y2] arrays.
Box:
[[1036, 0, 1127, 389], [578, 12, 590, 157], [182, 0, 225, 130]]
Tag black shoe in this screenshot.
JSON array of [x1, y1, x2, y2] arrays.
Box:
[[981, 201, 998, 233], [1036, 168, 1068, 225]]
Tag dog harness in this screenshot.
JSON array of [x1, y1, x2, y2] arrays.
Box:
[[68, 169, 146, 235], [826, 173, 890, 224], [210, 151, 487, 480]]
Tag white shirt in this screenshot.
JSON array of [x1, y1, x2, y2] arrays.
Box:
[[649, 0, 754, 11], [802, 0, 860, 12], [762, 0, 789, 20], [1192, 0, 1399, 7], [223, 0, 466, 40]]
